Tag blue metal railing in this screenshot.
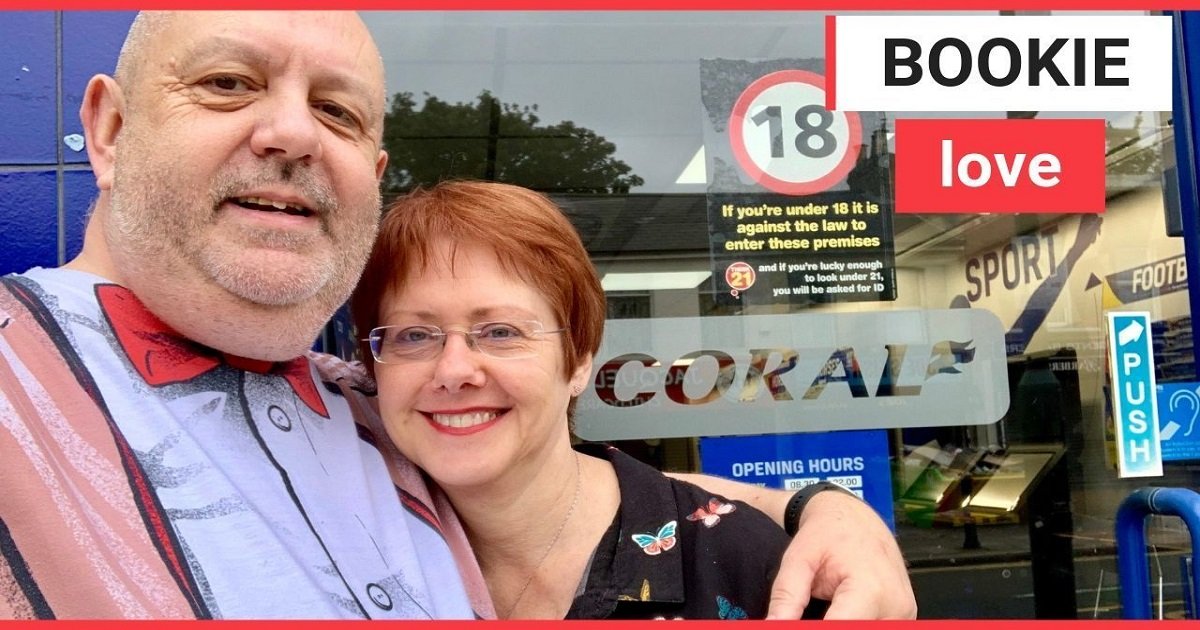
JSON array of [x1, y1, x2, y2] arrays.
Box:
[[1116, 487, 1200, 619]]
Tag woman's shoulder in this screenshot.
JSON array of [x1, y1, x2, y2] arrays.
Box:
[[577, 443, 786, 541], [306, 351, 377, 393], [664, 473, 790, 550], [576, 443, 787, 619]]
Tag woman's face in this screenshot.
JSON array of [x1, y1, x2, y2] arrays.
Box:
[[373, 238, 591, 491]]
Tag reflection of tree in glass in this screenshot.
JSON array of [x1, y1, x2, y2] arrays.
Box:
[[1106, 112, 1162, 182], [382, 91, 644, 194]]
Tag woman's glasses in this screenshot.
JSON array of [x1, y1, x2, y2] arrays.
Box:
[[365, 320, 565, 363]]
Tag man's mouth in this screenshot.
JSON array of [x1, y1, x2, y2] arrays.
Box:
[[231, 196, 314, 218]]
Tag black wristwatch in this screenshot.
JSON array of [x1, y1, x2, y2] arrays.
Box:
[[784, 481, 857, 537]]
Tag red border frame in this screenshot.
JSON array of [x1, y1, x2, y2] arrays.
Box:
[[3, 2, 1194, 8], [825, 15, 837, 111]]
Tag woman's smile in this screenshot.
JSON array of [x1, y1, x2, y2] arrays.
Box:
[[423, 409, 504, 435]]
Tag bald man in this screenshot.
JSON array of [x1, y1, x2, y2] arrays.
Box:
[[0, 11, 914, 619]]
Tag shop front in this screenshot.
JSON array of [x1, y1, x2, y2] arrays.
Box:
[[350, 10, 1194, 618]]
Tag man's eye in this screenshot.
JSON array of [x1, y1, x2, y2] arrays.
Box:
[[206, 76, 248, 92], [317, 102, 356, 126]]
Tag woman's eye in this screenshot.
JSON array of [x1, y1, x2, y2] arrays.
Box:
[[397, 328, 436, 343], [482, 325, 521, 339]]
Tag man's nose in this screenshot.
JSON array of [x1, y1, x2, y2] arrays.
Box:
[[250, 88, 323, 163], [430, 333, 486, 393]]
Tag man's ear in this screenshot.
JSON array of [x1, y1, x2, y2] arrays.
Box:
[[80, 75, 124, 191], [375, 149, 388, 181]]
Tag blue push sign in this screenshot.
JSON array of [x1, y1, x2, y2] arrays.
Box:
[[698, 430, 895, 530], [1106, 312, 1163, 477]]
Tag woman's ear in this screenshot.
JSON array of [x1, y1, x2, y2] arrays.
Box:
[[80, 75, 125, 191], [569, 355, 594, 397]]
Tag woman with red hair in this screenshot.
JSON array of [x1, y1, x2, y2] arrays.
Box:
[[352, 180, 791, 619]]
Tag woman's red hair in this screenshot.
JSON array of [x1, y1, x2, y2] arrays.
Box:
[[351, 180, 606, 380]]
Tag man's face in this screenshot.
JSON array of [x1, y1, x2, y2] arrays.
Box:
[[107, 11, 386, 315]]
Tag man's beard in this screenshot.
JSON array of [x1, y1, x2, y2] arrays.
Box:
[[108, 153, 379, 311]]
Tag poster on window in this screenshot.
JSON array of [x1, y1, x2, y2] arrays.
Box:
[[700, 58, 897, 306], [698, 430, 895, 531]]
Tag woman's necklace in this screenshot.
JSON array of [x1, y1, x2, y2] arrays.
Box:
[[500, 452, 582, 619]]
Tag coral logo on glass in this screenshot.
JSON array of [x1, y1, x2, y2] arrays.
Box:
[[894, 118, 1105, 214]]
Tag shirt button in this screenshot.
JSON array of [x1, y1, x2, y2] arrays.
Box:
[[267, 405, 292, 431], [366, 582, 393, 610]]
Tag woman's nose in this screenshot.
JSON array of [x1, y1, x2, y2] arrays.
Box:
[[429, 332, 486, 392]]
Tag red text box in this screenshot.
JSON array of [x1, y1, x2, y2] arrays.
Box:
[[895, 118, 1105, 214]]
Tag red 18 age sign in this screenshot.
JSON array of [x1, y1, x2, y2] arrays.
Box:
[[729, 70, 862, 196]]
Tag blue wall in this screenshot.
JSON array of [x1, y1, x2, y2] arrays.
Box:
[[0, 10, 349, 355], [0, 11, 135, 275]]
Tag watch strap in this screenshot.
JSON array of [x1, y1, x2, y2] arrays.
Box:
[[784, 481, 856, 537]]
